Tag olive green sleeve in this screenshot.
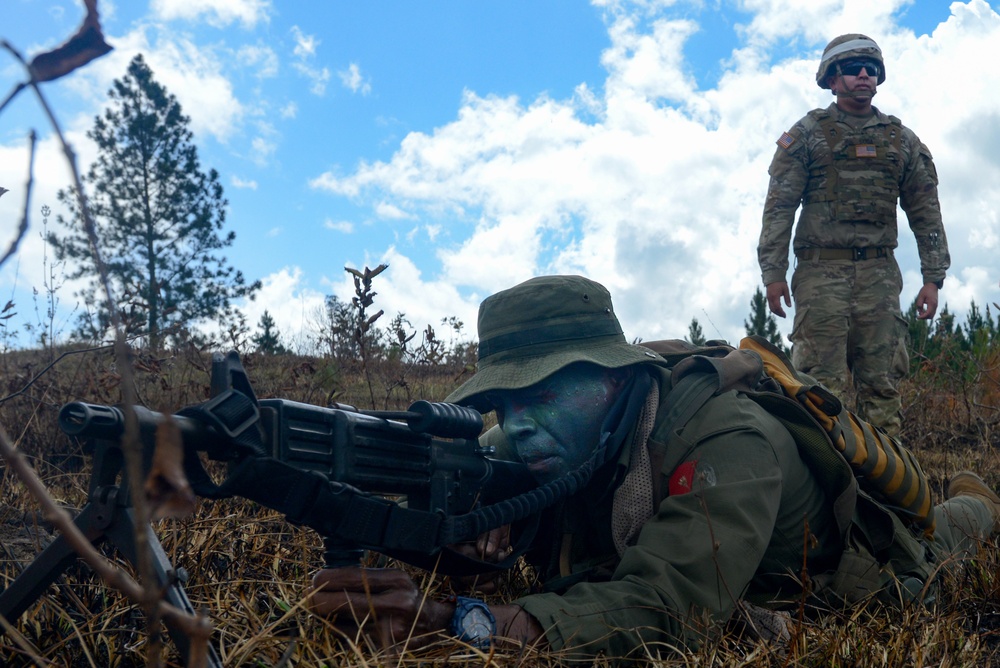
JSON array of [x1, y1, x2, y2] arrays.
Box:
[[516, 420, 785, 658]]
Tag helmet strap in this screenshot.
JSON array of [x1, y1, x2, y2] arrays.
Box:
[[831, 63, 877, 101]]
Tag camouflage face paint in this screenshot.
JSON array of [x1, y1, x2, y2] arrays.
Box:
[[488, 364, 624, 484]]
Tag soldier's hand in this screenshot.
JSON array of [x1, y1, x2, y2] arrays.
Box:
[[765, 282, 791, 318], [914, 283, 939, 320], [308, 567, 453, 650], [448, 525, 512, 594]]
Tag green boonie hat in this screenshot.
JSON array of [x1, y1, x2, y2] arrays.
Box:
[[445, 275, 664, 412]]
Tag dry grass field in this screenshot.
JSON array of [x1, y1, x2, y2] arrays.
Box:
[[0, 344, 998, 667]]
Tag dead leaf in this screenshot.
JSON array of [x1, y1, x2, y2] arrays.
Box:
[[28, 0, 113, 83], [145, 415, 197, 520]]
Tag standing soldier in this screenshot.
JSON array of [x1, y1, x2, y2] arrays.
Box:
[[758, 34, 950, 436]]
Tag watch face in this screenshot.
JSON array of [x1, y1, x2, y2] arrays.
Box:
[[461, 607, 493, 638], [452, 598, 495, 648]]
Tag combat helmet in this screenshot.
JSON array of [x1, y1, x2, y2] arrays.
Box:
[[816, 34, 885, 89]]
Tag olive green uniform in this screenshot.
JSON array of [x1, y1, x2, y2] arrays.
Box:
[[758, 103, 950, 434], [486, 366, 990, 659]]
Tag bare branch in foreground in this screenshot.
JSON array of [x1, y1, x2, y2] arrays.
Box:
[[0, 131, 35, 270]]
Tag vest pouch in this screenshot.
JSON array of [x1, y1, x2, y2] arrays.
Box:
[[837, 492, 937, 606], [824, 529, 883, 606], [819, 490, 938, 607]]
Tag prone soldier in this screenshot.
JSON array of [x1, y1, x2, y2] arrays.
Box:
[[310, 275, 995, 659]]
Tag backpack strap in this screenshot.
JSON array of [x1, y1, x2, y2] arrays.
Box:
[[739, 335, 935, 538], [650, 371, 720, 482], [645, 343, 767, 483]]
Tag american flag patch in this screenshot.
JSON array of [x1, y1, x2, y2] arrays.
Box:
[[855, 144, 877, 158], [776, 132, 795, 149]]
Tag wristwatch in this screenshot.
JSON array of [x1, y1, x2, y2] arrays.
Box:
[[450, 596, 496, 648]]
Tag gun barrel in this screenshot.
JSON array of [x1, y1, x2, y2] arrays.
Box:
[[59, 401, 217, 451], [59, 402, 126, 439]]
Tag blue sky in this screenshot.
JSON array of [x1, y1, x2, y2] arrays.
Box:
[[2, 0, 999, 353]]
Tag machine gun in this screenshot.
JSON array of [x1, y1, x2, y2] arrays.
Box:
[[0, 351, 538, 666]]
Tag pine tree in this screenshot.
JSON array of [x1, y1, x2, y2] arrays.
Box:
[[686, 317, 706, 346], [314, 295, 359, 359], [51, 54, 260, 348], [962, 300, 988, 351], [931, 303, 969, 353], [744, 287, 789, 354], [986, 304, 999, 344], [252, 310, 286, 354]]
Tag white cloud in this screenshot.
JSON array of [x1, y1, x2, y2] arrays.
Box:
[[231, 175, 258, 189], [238, 266, 326, 352], [237, 44, 279, 78], [250, 133, 277, 166], [8, 0, 1000, 353], [293, 62, 331, 96], [308, 0, 1000, 346], [61, 25, 245, 143], [322, 248, 480, 343], [151, 0, 271, 28], [338, 63, 372, 95], [324, 219, 355, 234], [310, 171, 359, 197], [286, 26, 330, 95], [375, 201, 413, 220], [600, 16, 699, 103], [290, 25, 319, 58], [0, 130, 104, 347]]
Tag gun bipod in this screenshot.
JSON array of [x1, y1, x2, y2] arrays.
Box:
[[0, 436, 223, 667]]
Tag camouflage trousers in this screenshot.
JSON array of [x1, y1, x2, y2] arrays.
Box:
[[789, 256, 908, 436]]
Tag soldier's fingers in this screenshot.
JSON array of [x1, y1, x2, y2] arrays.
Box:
[[312, 567, 414, 593]]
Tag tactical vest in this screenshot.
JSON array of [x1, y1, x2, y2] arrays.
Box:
[[802, 110, 904, 226]]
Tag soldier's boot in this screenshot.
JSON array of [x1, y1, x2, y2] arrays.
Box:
[[947, 471, 1000, 533]]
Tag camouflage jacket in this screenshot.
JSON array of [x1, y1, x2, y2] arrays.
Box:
[[483, 365, 844, 657], [758, 103, 949, 286]]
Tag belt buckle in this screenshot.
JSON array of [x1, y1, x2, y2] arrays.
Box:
[[853, 247, 867, 261]]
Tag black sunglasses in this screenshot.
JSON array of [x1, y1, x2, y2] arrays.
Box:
[[837, 59, 881, 78]]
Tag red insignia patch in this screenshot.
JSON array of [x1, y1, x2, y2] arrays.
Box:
[[669, 461, 697, 495]]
